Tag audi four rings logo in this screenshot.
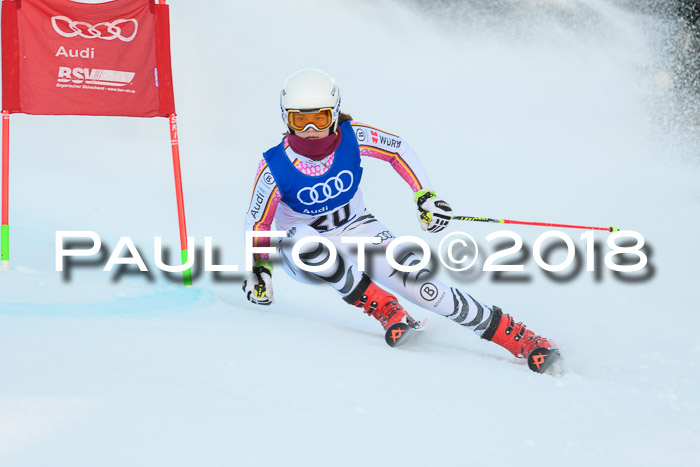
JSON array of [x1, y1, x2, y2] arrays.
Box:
[[51, 16, 139, 42], [297, 170, 354, 206]]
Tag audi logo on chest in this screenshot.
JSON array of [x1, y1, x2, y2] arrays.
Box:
[[51, 16, 139, 43], [297, 170, 354, 206]]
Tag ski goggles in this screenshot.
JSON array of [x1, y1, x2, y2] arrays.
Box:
[[286, 108, 334, 132]]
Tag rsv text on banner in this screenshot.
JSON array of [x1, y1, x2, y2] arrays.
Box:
[[1, 0, 175, 117]]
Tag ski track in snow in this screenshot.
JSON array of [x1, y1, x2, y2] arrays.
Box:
[[1, 0, 700, 466]]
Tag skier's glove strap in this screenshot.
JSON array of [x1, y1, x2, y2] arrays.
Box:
[[415, 189, 452, 233], [242, 260, 274, 305]]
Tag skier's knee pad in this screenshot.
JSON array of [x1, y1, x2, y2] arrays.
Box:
[[278, 223, 366, 297], [279, 223, 328, 284], [279, 223, 325, 259]]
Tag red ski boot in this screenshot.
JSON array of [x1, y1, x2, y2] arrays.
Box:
[[352, 280, 415, 329], [349, 279, 421, 346], [482, 307, 561, 374]]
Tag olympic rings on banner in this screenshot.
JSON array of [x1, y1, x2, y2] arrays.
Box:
[[51, 16, 139, 43]]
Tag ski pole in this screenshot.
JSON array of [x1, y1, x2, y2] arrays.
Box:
[[451, 215, 618, 232]]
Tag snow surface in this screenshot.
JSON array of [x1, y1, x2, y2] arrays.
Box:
[[2, 0, 700, 466]]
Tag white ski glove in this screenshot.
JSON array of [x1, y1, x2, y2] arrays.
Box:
[[242, 260, 274, 306], [415, 189, 452, 233]]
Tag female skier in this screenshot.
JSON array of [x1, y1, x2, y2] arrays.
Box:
[[243, 69, 561, 373]]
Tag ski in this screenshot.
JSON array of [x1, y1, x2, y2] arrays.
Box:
[[385, 319, 426, 347], [527, 347, 562, 374]]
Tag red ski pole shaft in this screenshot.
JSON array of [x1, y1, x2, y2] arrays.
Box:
[[451, 215, 618, 232], [2, 111, 9, 269], [169, 114, 192, 286]]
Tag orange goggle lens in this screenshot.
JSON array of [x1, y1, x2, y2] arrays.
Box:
[[287, 108, 333, 132]]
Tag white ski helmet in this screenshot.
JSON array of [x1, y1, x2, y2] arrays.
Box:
[[280, 69, 341, 132]]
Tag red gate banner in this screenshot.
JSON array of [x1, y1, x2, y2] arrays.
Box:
[[2, 0, 175, 117]]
